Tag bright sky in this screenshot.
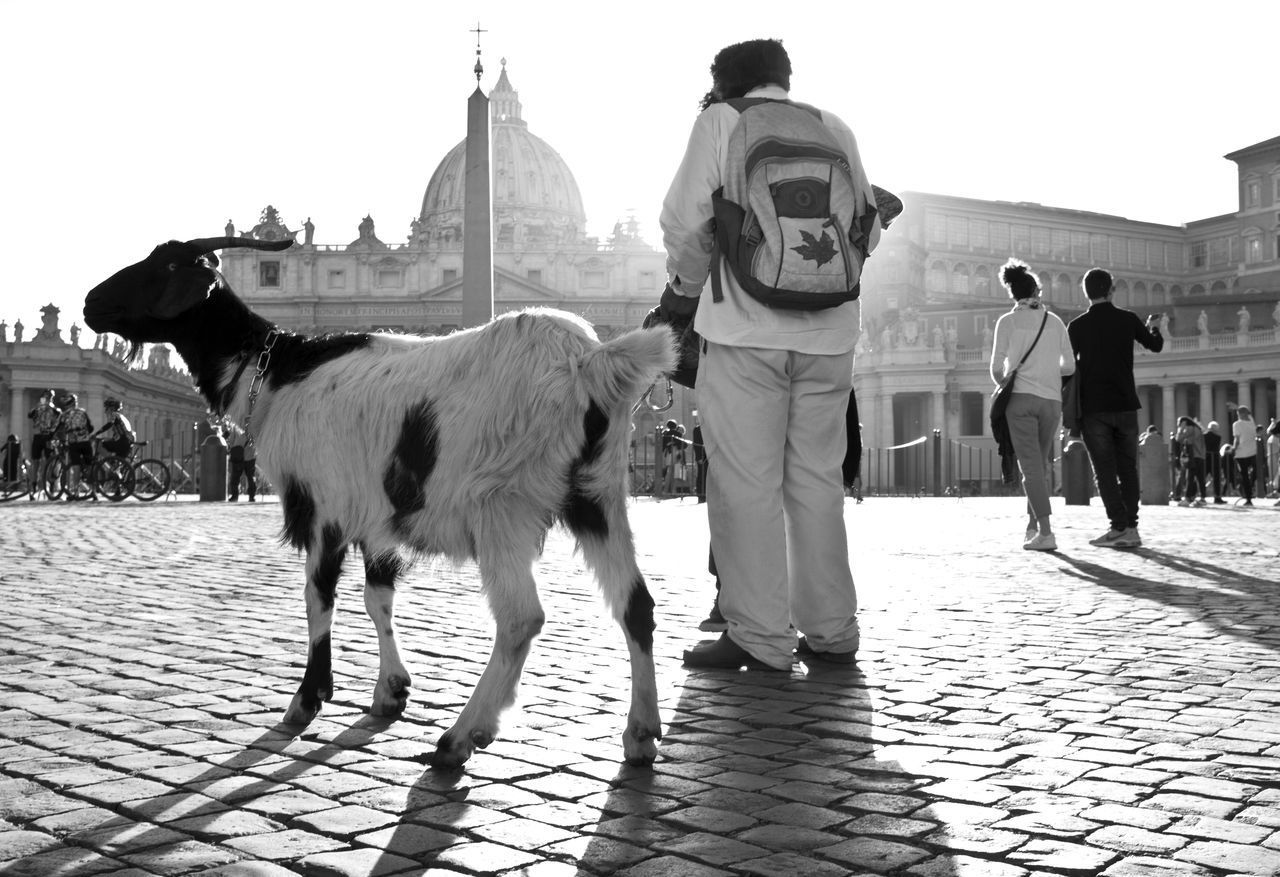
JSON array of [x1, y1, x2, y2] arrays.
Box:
[[2, 0, 1276, 345]]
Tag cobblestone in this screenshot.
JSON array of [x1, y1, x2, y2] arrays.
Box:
[[1, 498, 1279, 874]]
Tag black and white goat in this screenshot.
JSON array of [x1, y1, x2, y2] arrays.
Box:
[[83, 236, 675, 769]]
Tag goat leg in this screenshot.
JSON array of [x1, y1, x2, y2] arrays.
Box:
[[362, 552, 412, 717], [430, 553, 543, 769], [283, 527, 346, 724]]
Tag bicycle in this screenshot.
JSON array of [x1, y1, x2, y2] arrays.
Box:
[[89, 440, 171, 502], [0, 460, 31, 502]]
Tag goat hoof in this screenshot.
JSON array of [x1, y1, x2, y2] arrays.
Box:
[[282, 702, 319, 725], [370, 674, 412, 717], [469, 729, 494, 749], [428, 731, 472, 771], [623, 720, 661, 766]]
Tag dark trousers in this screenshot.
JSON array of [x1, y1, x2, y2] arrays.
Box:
[[1081, 410, 1141, 531], [1176, 458, 1206, 501], [1237, 457, 1257, 501], [229, 458, 257, 499], [1206, 453, 1223, 499]]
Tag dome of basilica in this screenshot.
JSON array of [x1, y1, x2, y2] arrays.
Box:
[[418, 62, 586, 247]]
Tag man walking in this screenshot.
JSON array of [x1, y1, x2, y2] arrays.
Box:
[[1067, 268, 1164, 547], [658, 38, 881, 670]]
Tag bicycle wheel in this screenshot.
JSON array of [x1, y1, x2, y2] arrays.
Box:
[[61, 464, 94, 501], [43, 459, 66, 500], [93, 458, 132, 502], [0, 477, 25, 502], [131, 459, 170, 501]]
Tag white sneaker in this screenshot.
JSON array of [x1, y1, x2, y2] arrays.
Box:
[[1177, 500, 1190, 507], [1090, 529, 1126, 547], [1023, 532, 1058, 552], [1111, 527, 1142, 548]]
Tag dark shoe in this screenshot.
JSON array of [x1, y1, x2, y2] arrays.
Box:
[[697, 599, 726, 632], [1214, 498, 1226, 504], [248, 496, 256, 503], [795, 636, 858, 665], [683, 632, 782, 671], [229, 495, 239, 502]]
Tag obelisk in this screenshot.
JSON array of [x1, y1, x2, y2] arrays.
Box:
[[462, 23, 494, 328]]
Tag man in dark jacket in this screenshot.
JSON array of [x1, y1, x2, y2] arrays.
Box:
[[1067, 268, 1164, 548]]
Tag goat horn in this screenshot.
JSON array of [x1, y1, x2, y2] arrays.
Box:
[[184, 236, 295, 254]]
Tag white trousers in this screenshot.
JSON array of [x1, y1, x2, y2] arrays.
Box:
[[700, 341, 859, 669]]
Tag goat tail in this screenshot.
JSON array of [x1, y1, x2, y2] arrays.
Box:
[[578, 326, 678, 413]]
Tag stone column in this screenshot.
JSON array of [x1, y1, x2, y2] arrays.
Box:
[[1198, 382, 1213, 426], [1253, 380, 1270, 428], [9, 385, 25, 449], [1237, 380, 1252, 413], [931, 391, 946, 439], [1161, 384, 1176, 439]]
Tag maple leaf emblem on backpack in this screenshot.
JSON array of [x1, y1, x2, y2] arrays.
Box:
[[791, 229, 838, 267]]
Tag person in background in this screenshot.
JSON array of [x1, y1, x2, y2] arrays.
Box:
[[1173, 416, 1206, 507], [1203, 421, 1225, 503], [1232, 405, 1258, 506], [27, 390, 60, 499], [1067, 269, 1164, 548], [228, 430, 258, 502], [989, 259, 1074, 551], [91, 398, 133, 459], [55, 393, 94, 500]]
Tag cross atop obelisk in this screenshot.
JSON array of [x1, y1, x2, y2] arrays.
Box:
[[471, 21, 487, 84], [462, 21, 494, 328]]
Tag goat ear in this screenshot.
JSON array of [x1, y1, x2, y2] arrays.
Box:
[[149, 265, 217, 320]]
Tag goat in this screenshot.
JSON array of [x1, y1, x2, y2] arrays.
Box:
[[83, 236, 675, 770]]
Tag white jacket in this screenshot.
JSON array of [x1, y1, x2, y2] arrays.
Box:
[[659, 85, 881, 355]]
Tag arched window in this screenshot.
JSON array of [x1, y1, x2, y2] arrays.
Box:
[[973, 265, 992, 297], [952, 264, 970, 295], [928, 261, 947, 293]]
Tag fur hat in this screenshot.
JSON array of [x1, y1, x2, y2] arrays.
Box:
[[710, 39, 791, 101]]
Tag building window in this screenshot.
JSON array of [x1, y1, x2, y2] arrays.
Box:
[[527, 269, 543, 285], [639, 270, 655, 290], [1032, 226, 1050, 256], [927, 213, 946, 244], [1245, 237, 1262, 264], [1011, 225, 1029, 254], [960, 392, 984, 436], [1090, 235, 1108, 263], [990, 223, 1010, 253], [1190, 242, 1206, 268], [442, 268, 458, 284], [377, 269, 402, 288], [970, 220, 989, 250], [948, 216, 968, 247], [1128, 240, 1145, 267], [1110, 238, 1127, 266], [1245, 180, 1261, 208], [974, 314, 989, 336], [1209, 237, 1228, 266], [259, 261, 280, 287], [1051, 229, 1069, 260], [1071, 232, 1089, 262], [327, 269, 346, 289]]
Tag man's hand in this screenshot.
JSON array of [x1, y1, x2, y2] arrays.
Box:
[[643, 283, 698, 334]]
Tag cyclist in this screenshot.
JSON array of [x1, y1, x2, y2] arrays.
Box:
[[27, 390, 61, 499], [92, 398, 135, 459], [55, 393, 94, 500]]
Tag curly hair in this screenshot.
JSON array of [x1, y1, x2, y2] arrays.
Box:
[[998, 258, 1040, 301], [699, 39, 791, 111]]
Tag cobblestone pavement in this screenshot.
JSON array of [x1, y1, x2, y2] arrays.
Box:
[[1, 495, 1279, 877]]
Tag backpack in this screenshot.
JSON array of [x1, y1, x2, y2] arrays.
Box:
[[711, 98, 877, 311]]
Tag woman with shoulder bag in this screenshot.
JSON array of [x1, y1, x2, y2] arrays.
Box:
[[990, 259, 1076, 551]]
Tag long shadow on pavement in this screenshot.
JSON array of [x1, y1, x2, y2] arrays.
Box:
[[1053, 549, 1280, 653]]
